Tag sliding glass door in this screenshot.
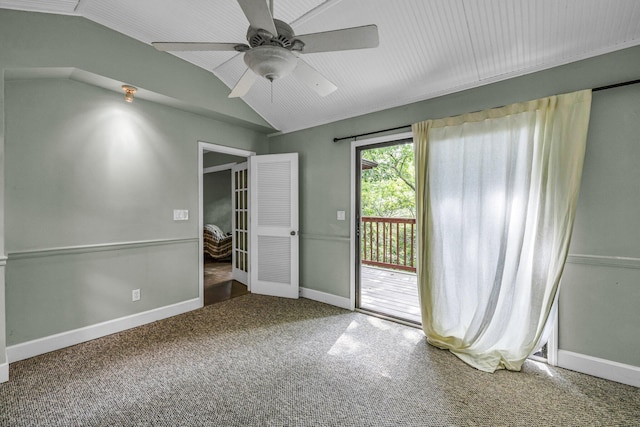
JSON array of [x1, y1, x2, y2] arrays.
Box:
[[355, 139, 420, 324]]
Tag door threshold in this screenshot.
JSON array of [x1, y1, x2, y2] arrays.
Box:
[[356, 308, 422, 329]]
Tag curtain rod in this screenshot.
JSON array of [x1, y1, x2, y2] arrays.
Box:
[[332, 78, 640, 143], [592, 78, 640, 92]]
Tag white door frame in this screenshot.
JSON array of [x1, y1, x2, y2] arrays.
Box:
[[198, 141, 255, 307], [349, 132, 413, 311]]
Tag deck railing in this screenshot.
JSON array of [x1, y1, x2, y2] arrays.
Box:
[[361, 216, 416, 272]]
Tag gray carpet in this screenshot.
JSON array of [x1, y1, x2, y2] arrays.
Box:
[[1, 294, 638, 426]]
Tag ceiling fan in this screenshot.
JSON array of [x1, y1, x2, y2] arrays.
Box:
[[152, 0, 379, 98]]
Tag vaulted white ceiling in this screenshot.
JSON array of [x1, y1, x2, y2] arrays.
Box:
[[3, 0, 640, 133]]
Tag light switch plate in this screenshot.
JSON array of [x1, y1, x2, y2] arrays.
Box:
[[337, 210, 346, 221], [173, 209, 189, 221]]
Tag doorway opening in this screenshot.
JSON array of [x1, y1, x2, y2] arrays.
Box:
[[199, 143, 300, 305], [198, 142, 255, 307], [354, 135, 420, 325]]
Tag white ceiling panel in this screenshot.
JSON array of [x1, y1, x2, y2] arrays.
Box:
[[271, 0, 326, 25], [0, 0, 78, 14], [464, 0, 640, 80], [4, 0, 640, 133], [78, 0, 250, 71]]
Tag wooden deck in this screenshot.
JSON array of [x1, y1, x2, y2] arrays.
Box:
[[359, 266, 421, 324]]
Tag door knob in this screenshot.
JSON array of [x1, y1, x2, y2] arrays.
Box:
[[290, 231, 296, 236]]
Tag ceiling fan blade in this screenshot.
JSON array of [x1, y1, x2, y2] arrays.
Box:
[[228, 68, 258, 98], [237, 0, 278, 36], [152, 42, 248, 52], [296, 24, 379, 54], [293, 59, 337, 97]]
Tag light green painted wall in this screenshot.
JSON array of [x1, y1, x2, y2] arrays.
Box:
[[4, 77, 267, 345], [0, 47, 6, 368], [559, 84, 640, 366], [204, 171, 232, 233], [202, 152, 247, 237], [203, 152, 247, 168], [0, 9, 272, 363], [269, 129, 353, 298], [8, 79, 188, 250], [569, 86, 640, 258], [269, 45, 640, 366], [0, 9, 271, 131], [6, 242, 198, 345]]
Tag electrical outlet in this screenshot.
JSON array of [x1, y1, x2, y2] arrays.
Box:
[[132, 289, 141, 302]]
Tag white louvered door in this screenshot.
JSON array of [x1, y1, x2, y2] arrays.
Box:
[[249, 153, 299, 299]]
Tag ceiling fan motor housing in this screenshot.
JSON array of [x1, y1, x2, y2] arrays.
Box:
[[247, 19, 296, 48]]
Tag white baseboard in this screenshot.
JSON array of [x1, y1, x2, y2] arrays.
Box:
[[300, 287, 351, 310], [557, 349, 640, 388], [6, 298, 202, 364], [0, 357, 8, 383]]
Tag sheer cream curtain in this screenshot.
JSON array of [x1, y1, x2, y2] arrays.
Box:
[[413, 90, 592, 372]]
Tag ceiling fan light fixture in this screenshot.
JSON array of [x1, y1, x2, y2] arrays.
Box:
[[243, 45, 298, 81], [152, 1, 379, 98]]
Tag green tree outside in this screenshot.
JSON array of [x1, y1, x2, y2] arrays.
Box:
[[361, 142, 415, 218], [360, 142, 417, 270]]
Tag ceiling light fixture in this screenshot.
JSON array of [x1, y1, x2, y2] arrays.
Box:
[[151, 1, 378, 99], [122, 85, 137, 103], [243, 45, 298, 82]]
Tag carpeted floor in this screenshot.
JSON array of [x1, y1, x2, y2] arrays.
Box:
[[1, 295, 638, 426]]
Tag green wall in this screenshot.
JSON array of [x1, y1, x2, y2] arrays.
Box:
[[0, 9, 272, 364], [4, 76, 266, 346], [202, 152, 248, 235], [0, 10, 271, 131], [559, 84, 640, 366], [203, 152, 248, 168], [269, 45, 640, 367], [7, 241, 198, 345], [204, 171, 233, 233]]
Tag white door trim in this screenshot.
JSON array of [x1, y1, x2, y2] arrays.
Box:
[[203, 162, 237, 174], [198, 141, 255, 306], [198, 141, 256, 157], [349, 132, 413, 311]]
